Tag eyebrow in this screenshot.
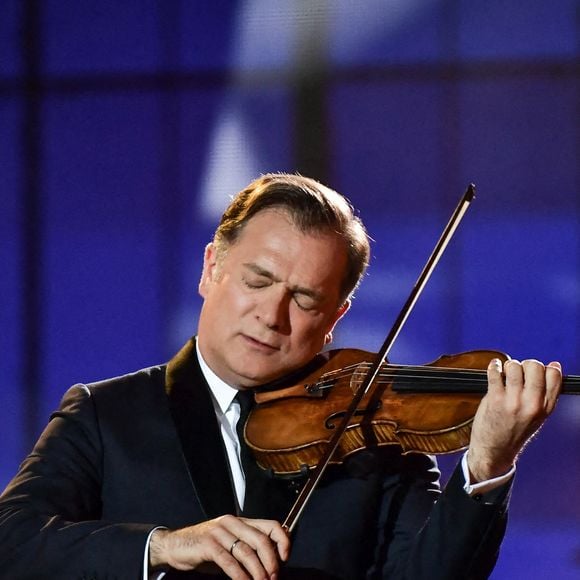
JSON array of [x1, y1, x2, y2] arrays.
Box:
[[242, 262, 323, 302]]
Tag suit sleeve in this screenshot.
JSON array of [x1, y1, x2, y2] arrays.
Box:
[[376, 453, 510, 580], [0, 384, 157, 579]]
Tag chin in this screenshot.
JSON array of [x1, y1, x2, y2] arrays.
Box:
[[235, 367, 282, 388]]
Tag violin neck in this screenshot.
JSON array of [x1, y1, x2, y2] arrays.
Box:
[[388, 368, 580, 395], [562, 375, 580, 395]]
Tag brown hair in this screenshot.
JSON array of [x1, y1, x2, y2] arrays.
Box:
[[213, 173, 370, 302]]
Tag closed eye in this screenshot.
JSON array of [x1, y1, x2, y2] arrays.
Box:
[[293, 292, 318, 311], [242, 263, 276, 289], [243, 277, 270, 289]]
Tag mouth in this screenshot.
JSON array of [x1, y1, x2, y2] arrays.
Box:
[[241, 334, 280, 352]]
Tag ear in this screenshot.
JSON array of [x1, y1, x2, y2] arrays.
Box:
[[325, 299, 351, 338], [198, 243, 219, 298]]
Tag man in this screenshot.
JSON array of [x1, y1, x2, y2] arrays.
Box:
[[0, 173, 562, 579]]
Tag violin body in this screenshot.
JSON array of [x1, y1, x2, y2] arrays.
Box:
[[246, 348, 509, 476]]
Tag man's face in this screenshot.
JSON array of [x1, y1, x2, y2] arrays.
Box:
[[197, 208, 350, 388]]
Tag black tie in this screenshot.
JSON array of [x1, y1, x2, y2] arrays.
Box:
[[235, 390, 301, 521], [235, 390, 267, 517]]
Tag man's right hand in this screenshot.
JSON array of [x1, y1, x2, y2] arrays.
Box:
[[149, 515, 290, 579]]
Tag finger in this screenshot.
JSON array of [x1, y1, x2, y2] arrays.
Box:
[[247, 519, 291, 562], [486, 358, 505, 395], [204, 519, 244, 557], [519, 360, 550, 421], [210, 549, 250, 580], [209, 529, 268, 580], [199, 527, 252, 579], [503, 359, 524, 407], [237, 519, 289, 574], [229, 518, 285, 577], [503, 359, 523, 386], [521, 359, 546, 392], [545, 361, 563, 413], [197, 515, 268, 579], [180, 532, 249, 580], [228, 539, 269, 580]]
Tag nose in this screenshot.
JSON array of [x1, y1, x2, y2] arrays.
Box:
[[256, 288, 291, 333]]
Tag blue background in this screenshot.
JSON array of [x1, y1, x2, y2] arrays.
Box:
[[1, 1, 579, 577]]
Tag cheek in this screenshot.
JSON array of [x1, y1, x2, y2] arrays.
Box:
[[292, 316, 328, 350], [221, 283, 255, 317]]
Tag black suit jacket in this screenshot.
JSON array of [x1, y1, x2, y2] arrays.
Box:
[[0, 338, 509, 579]]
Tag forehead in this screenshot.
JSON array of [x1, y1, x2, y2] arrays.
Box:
[[230, 209, 348, 289], [235, 208, 340, 251]]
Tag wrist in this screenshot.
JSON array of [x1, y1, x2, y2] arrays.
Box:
[[149, 528, 170, 569], [467, 449, 514, 483]]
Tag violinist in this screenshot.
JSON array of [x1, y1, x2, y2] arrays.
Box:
[[0, 173, 562, 579]]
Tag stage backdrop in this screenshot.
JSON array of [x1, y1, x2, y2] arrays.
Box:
[[1, 1, 579, 578]]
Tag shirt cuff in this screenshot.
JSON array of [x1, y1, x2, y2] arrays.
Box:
[[143, 526, 168, 580], [461, 451, 515, 496]]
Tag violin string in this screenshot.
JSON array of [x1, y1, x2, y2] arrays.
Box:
[[312, 363, 489, 391], [313, 375, 486, 391], [323, 361, 488, 378], [312, 366, 580, 392], [317, 363, 488, 382]]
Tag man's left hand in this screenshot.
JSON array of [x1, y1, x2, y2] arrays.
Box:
[[467, 358, 562, 482]]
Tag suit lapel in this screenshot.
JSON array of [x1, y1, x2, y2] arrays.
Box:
[[165, 337, 238, 519]]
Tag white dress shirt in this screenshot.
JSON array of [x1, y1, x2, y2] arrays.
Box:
[[196, 342, 248, 511]]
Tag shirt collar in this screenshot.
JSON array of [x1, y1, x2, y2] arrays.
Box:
[[196, 339, 239, 413]]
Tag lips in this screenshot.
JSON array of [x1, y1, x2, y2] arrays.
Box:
[[242, 334, 280, 351]]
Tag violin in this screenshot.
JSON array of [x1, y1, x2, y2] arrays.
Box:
[[245, 347, 580, 477]]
